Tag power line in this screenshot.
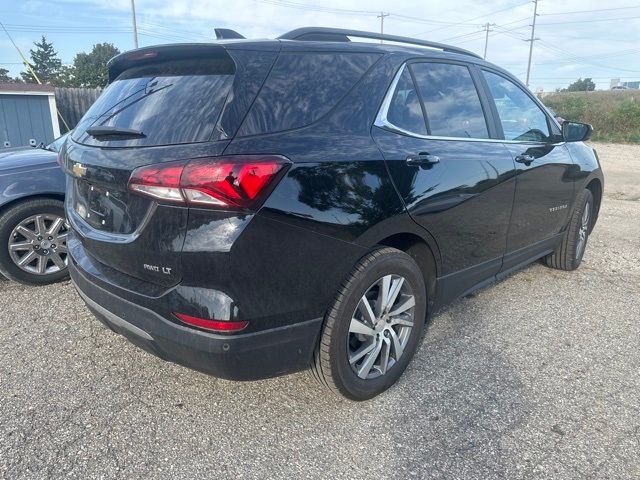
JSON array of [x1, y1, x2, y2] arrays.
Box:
[[412, 0, 531, 36], [136, 25, 201, 42], [529, 32, 639, 43], [491, 27, 640, 74], [2, 28, 133, 34], [0, 21, 204, 42], [438, 29, 486, 42], [540, 5, 640, 16], [452, 34, 489, 47], [538, 15, 640, 25], [499, 47, 640, 66], [382, 13, 478, 27], [499, 16, 533, 27], [137, 20, 210, 39], [0, 23, 131, 32], [252, 0, 378, 16], [258, 0, 532, 33], [537, 40, 640, 73]]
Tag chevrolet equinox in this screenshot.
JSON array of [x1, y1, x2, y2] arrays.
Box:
[[60, 27, 604, 400]]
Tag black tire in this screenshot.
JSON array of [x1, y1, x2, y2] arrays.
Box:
[[544, 189, 594, 271], [0, 198, 69, 285], [311, 247, 427, 401]]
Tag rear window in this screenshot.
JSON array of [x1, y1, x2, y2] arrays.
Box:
[[386, 67, 427, 135], [410, 62, 489, 139], [72, 58, 234, 147], [238, 52, 380, 136]]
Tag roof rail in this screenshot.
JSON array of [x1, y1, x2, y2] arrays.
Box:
[[278, 27, 481, 59]]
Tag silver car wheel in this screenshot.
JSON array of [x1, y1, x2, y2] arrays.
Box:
[[576, 202, 590, 260], [347, 274, 416, 380], [8, 214, 69, 275]]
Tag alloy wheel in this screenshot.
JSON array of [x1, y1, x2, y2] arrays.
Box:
[[8, 214, 69, 275], [347, 274, 416, 380], [576, 202, 590, 260]]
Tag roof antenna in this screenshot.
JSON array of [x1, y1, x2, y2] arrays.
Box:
[[214, 28, 245, 40]]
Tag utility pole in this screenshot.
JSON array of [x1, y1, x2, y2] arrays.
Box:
[[525, 0, 539, 87], [130, 0, 139, 49], [482, 22, 494, 60], [377, 12, 390, 42]]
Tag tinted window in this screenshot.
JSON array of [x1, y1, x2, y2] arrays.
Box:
[[239, 52, 380, 136], [385, 67, 427, 135], [483, 70, 551, 142], [72, 58, 234, 147], [410, 63, 488, 139]]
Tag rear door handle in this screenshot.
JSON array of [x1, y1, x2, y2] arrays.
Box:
[[515, 154, 535, 164], [406, 152, 440, 167]]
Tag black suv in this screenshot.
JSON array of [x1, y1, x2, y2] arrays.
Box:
[[61, 28, 603, 400]]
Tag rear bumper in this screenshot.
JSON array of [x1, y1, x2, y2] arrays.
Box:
[[70, 258, 323, 381]]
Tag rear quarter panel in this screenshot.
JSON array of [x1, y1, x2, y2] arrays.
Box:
[[219, 52, 441, 327], [0, 161, 65, 209]]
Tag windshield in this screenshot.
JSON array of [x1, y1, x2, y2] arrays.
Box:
[[72, 58, 234, 148]]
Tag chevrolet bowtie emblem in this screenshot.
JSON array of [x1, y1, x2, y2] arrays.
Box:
[[72, 163, 87, 177]]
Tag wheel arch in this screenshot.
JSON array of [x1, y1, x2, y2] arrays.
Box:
[[584, 177, 602, 232], [376, 232, 438, 321], [0, 193, 65, 217]]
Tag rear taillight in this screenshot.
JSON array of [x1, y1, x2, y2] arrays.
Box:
[[128, 155, 290, 210], [129, 162, 185, 202], [174, 313, 249, 333]]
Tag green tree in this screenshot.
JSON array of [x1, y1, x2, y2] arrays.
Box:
[[565, 78, 596, 92], [0, 67, 12, 82], [70, 43, 120, 88], [55, 65, 76, 87], [0, 67, 24, 83], [20, 36, 63, 84]]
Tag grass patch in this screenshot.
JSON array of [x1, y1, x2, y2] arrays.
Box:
[[540, 90, 640, 143]]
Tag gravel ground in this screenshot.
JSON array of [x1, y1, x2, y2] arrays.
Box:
[[1, 142, 638, 479]]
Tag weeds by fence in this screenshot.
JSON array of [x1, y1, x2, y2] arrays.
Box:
[[540, 90, 640, 143]]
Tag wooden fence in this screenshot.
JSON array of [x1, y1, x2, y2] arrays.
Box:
[[55, 87, 103, 133]]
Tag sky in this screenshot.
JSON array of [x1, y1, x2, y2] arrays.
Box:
[[0, 0, 639, 91]]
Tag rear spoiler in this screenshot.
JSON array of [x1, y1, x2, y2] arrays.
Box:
[[106, 44, 233, 83]]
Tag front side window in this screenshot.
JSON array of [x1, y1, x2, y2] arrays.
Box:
[[385, 67, 427, 135], [410, 62, 489, 139], [483, 70, 551, 142]]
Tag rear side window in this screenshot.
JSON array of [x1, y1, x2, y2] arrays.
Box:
[[385, 67, 427, 135], [482, 70, 551, 142], [410, 62, 489, 139], [238, 52, 380, 136], [72, 58, 234, 147]]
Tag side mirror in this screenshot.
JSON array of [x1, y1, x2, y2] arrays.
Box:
[[562, 121, 593, 142]]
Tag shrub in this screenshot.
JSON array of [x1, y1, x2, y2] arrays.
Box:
[[540, 90, 640, 143]]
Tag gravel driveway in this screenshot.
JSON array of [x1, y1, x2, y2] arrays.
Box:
[[1, 142, 638, 479]]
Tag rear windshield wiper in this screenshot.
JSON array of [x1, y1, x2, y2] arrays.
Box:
[[85, 126, 146, 139]]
